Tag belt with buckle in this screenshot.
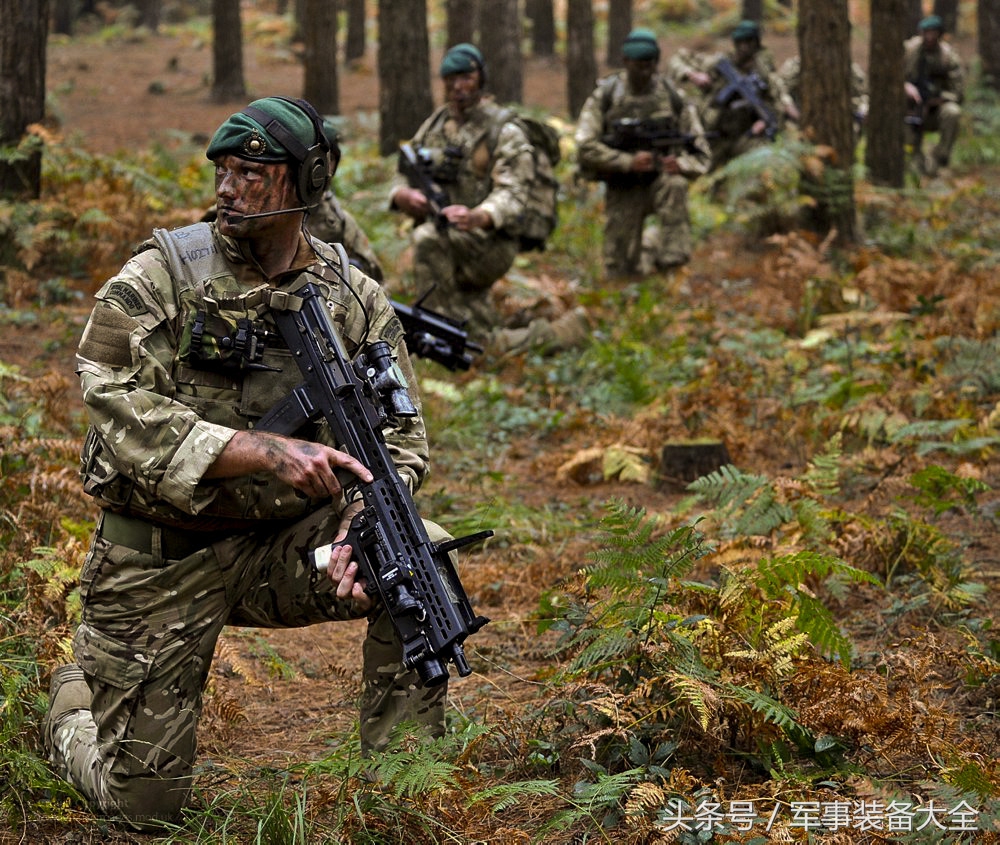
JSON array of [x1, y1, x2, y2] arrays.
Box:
[[99, 511, 230, 559]]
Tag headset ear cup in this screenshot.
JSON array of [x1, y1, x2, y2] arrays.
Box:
[[298, 146, 329, 207]]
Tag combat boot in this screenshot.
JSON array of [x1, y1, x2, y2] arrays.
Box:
[[42, 664, 91, 761]]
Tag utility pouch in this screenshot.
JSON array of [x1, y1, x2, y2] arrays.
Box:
[[178, 309, 277, 375]]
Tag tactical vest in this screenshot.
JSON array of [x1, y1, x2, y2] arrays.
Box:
[[80, 223, 353, 529]]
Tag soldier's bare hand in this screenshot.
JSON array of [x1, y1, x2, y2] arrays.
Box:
[[324, 543, 373, 612], [631, 151, 656, 172], [395, 187, 431, 218], [207, 431, 373, 499], [904, 82, 922, 104], [751, 119, 767, 137], [443, 204, 492, 231], [660, 154, 681, 175]]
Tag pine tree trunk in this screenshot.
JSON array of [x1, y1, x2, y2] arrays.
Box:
[[980, 0, 1000, 90], [0, 0, 48, 198], [606, 0, 632, 69], [566, 0, 596, 118], [526, 0, 555, 57], [741, 0, 763, 22], [904, 0, 922, 36], [212, 0, 246, 102], [797, 0, 855, 243], [480, 0, 522, 105], [304, 0, 339, 114], [345, 0, 366, 62], [445, 0, 477, 48], [378, 0, 434, 156], [865, 0, 907, 187], [932, 0, 958, 34]]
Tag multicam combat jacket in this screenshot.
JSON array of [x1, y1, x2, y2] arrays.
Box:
[[76, 222, 428, 531], [389, 97, 534, 236], [575, 71, 711, 183], [903, 36, 964, 103]]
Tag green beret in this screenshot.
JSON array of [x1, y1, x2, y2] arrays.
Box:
[[440, 43, 484, 77], [732, 19, 761, 42], [206, 96, 318, 163], [919, 14, 943, 31], [622, 28, 660, 61]]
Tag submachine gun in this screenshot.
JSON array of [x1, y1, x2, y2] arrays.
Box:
[[256, 283, 492, 686], [713, 57, 779, 140]]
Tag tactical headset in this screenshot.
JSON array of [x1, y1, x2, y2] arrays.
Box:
[[240, 97, 332, 208]]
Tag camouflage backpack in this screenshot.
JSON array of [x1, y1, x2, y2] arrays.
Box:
[[490, 109, 561, 252]]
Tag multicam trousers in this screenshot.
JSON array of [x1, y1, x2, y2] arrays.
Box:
[[50, 506, 452, 827], [603, 172, 693, 278], [408, 219, 520, 340]]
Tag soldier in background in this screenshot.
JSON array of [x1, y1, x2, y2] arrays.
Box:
[[687, 20, 797, 172], [575, 28, 711, 278], [390, 43, 588, 356], [904, 14, 964, 177]]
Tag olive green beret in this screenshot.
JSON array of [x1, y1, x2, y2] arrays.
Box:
[[919, 14, 943, 31], [622, 28, 660, 61], [440, 43, 484, 77], [206, 96, 318, 163], [732, 19, 761, 42]]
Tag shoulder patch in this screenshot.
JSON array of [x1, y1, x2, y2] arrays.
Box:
[[103, 281, 149, 318], [383, 315, 405, 347], [78, 305, 139, 367]]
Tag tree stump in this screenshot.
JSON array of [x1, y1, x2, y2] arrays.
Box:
[[658, 440, 732, 491]]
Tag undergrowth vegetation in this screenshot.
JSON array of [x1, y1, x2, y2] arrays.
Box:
[[3, 10, 1000, 845]]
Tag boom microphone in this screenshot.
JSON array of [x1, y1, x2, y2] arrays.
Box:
[[228, 206, 310, 222]]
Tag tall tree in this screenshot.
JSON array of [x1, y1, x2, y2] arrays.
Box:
[[0, 0, 48, 198], [137, 0, 161, 32], [904, 0, 922, 36], [345, 0, 366, 62], [526, 0, 555, 57], [865, 0, 907, 187], [797, 0, 855, 242], [741, 0, 763, 22], [980, 0, 1000, 90], [480, 0, 522, 105], [445, 0, 477, 48], [303, 0, 338, 113], [212, 0, 246, 102], [932, 0, 958, 34], [378, 0, 433, 155], [566, 0, 596, 118], [606, 0, 632, 68]]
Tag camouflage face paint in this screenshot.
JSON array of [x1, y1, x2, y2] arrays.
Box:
[[213, 155, 298, 236]]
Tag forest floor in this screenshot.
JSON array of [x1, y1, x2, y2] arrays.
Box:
[[6, 7, 996, 843]]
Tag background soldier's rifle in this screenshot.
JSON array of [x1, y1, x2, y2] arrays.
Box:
[[398, 143, 451, 231], [257, 283, 492, 686], [713, 57, 779, 140], [391, 289, 482, 371], [602, 116, 702, 156]]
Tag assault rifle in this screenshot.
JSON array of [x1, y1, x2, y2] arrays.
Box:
[[391, 289, 482, 371], [257, 283, 492, 686], [602, 116, 701, 156], [713, 57, 779, 140], [398, 142, 451, 231]]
